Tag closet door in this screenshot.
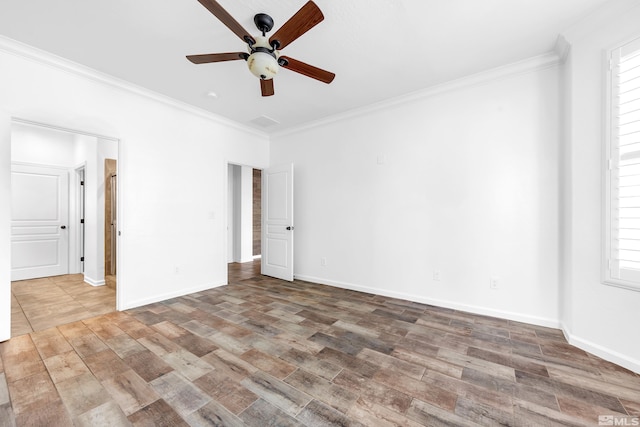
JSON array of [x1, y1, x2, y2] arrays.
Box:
[[11, 164, 69, 280]]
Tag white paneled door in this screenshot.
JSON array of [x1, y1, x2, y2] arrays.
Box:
[[11, 164, 69, 281], [262, 163, 294, 281]]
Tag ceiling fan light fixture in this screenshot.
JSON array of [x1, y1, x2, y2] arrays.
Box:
[[246, 36, 279, 80], [248, 51, 279, 80]]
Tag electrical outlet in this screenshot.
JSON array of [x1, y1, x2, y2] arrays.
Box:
[[433, 270, 442, 281], [175, 266, 180, 274], [490, 277, 500, 290], [320, 257, 327, 267]]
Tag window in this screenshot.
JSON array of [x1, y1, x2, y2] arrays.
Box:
[[605, 35, 640, 291]]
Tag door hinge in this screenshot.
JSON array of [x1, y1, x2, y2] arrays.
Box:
[[609, 59, 613, 71], [80, 219, 84, 224], [80, 257, 84, 262], [80, 180, 84, 186], [608, 159, 613, 170]]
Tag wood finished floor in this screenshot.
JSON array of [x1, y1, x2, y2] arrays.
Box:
[[1, 261, 639, 426]]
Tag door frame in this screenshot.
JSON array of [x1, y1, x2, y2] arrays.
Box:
[[225, 161, 263, 271], [73, 165, 86, 274], [9, 118, 122, 310]]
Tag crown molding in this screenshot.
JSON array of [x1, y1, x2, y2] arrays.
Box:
[[0, 34, 563, 141], [554, 35, 571, 64], [271, 52, 561, 138], [0, 35, 268, 139]]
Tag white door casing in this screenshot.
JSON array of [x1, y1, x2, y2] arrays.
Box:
[[262, 163, 294, 281], [11, 163, 69, 281]]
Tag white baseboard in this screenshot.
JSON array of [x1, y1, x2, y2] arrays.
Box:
[[295, 274, 639, 374], [120, 281, 227, 311], [83, 276, 105, 287], [561, 324, 640, 374], [294, 274, 560, 329]]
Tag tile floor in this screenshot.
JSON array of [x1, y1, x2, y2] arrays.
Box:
[[11, 274, 116, 336], [1, 261, 639, 426]]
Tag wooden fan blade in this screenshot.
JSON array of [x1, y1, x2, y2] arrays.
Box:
[[269, 1, 324, 50], [280, 56, 335, 84], [261, 79, 275, 97], [186, 52, 246, 64], [196, 0, 254, 43]]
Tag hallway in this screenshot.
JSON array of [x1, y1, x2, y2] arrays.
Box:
[[10, 262, 258, 337], [11, 274, 116, 336]]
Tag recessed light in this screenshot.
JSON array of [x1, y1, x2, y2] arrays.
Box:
[[206, 91, 218, 98]]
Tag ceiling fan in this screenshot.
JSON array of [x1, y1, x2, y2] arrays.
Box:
[[187, 0, 336, 97]]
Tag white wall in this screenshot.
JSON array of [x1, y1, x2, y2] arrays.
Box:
[[561, 0, 640, 372], [230, 164, 242, 262], [271, 63, 561, 327], [11, 122, 76, 166], [227, 165, 236, 263], [75, 133, 103, 285], [0, 40, 269, 341], [239, 166, 254, 263], [227, 164, 255, 263], [0, 114, 11, 340]]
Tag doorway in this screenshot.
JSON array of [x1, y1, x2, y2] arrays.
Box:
[[227, 164, 262, 264], [9, 120, 119, 336]]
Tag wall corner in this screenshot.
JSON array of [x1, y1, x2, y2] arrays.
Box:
[[0, 113, 12, 341], [554, 35, 571, 64]]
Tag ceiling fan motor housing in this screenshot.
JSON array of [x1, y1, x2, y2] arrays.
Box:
[[254, 13, 274, 35], [247, 36, 280, 80]]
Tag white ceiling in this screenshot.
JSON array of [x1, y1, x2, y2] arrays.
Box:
[[0, 0, 611, 134]]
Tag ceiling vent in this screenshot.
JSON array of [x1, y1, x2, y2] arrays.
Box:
[[250, 115, 280, 128]]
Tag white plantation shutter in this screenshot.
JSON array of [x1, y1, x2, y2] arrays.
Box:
[[607, 36, 640, 290]]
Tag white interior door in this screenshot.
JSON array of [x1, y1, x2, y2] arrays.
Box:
[[262, 163, 294, 281], [11, 164, 69, 281]]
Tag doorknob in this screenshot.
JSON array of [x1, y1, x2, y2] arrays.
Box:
[[60, 225, 67, 229]]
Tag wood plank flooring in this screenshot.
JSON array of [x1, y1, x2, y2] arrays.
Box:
[[1, 260, 639, 426]]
